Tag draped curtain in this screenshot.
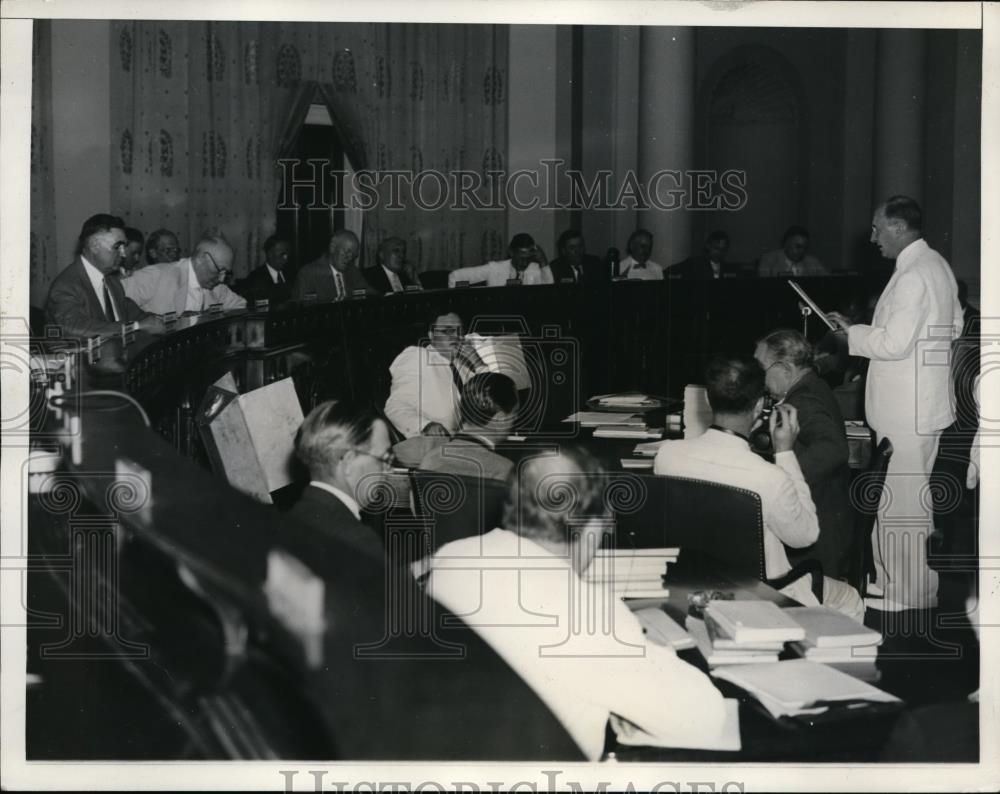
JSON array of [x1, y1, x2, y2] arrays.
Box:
[[30, 20, 58, 302], [109, 21, 508, 277]]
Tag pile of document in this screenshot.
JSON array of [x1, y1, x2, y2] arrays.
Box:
[[563, 410, 663, 440], [591, 392, 660, 409], [687, 600, 806, 666], [583, 548, 677, 598], [712, 658, 901, 719], [631, 606, 695, 650], [786, 606, 883, 682]]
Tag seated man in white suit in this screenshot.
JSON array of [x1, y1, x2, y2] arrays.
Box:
[[384, 311, 485, 438], [654, 356, 864, 621], [122, 230, 247, 315], [426, 448, 730, 760], [447, 233, 554, 287]]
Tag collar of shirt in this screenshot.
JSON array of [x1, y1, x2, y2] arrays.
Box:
[[382, 264, 404, 291], [266, 264, 283, 284], [186, 259, 205, 312], [704, 426, 751, 449], [80, 255, 107, 299], [309, 480, 361, 520], [895, 238, 928, 272]]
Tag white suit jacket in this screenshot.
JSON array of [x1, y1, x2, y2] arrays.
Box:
[[122, 260, 247, 315], [848, 239, 962, 434], [384, 345, 462, 438], [448, 259, 554, 287]]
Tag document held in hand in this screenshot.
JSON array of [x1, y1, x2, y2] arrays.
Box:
[[787, 280, 836, 330]]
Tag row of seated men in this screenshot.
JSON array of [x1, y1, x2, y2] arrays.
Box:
[[43, 213, 834, 341], [380, 309, 864, 619]]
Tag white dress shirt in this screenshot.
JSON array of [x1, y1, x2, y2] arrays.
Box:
[[308, 480, 361, 520], [427, 528, 729, 760], [382, 264, 404, 293], [185, 259, 205, 312], [384, 344, 463, 438], [619, 256, 665, 280], [81, 256, 120, 320], [448, 259, 554, 288], [266, 264, 285, 284]]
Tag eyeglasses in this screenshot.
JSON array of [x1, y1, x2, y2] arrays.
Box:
[[431, 325, 462, 337], [203, 250, 231, 278]]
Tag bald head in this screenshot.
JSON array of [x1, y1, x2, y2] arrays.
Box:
[[192, 233, 234, 289]]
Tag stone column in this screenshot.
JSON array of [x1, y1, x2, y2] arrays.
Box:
[[872, 29, 927, 206], [637, 26, 695, 267]]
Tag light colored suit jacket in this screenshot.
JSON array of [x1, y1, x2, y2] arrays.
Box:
[[121, 260, 246, 314], [448, 259, 553, 287], [384, 345, 462, 438], [848, 239, 962, 434]]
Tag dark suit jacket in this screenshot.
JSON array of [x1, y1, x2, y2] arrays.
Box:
[[669, 256, 746, 279], [237, 265, 292, 305], [44, 257, 149, 338], [292, 256, 378, 301], [548, 254, 608, 284], [362, 264, 419, 295], [783, 369, 853, 578], [283, 485, 386, 574]]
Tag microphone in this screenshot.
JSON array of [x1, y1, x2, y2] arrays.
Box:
[[606, 247, 620, 279]]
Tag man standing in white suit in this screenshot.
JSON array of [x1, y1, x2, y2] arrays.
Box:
[[829, 195, 963, 610]]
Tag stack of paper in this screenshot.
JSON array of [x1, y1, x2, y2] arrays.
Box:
[[632, 607, 695, 650], [583, 548, 676, 598], [564, 411, 645, 427], [711, 659, 901, 719], [633, 440, 668, 457], [704, 600, 806, 644], [844, 421, 873, 439], [786, 606, 883, 682], [594, 426, 664, 439], [686, 617, 782, 666], [592, 392, 659, 409]]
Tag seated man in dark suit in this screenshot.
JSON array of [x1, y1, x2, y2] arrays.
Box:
[[671, 229, 740, 279], [393, 372, 518, 481], [45, 213, 165, 339], [548, 229, 607, 284], [757, 225, 828, 277], [362, 236, 420, 295], [286, 399, 394, 563], [754, 329, 852, 579], [238, 234, 293, 305], [292, 229, 377, 301]]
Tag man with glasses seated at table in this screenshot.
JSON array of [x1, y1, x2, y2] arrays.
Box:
[[122, 229, 247, 315], [384, 310, 487, 439], [285, 400, 394, 564], [145, 228, 183, 265], [393, 371, 518, 481], [425, 448, 731, 761], [653, 356, 864, 621]]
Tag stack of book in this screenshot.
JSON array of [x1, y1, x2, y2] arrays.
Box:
[[786, 606, 883, 682], [591, 392, 660, 409], [564, 411, 645, 428], [583, 548, 677, 599], [712, 658, 901, 719], [686, 600, 806, 667], [593, 424, 663, 440]]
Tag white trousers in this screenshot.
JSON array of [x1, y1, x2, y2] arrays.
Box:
[[871, 428, 942, 609]]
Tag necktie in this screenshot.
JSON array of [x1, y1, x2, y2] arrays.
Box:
[[450, 361, 463, 393], [101, 279, 118, 321], [573, 265, 582, 282], [335, 270, 345, 298], [277, 271, 285, 284]]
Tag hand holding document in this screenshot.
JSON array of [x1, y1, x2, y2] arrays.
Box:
[[787, 280, 836, 331]]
